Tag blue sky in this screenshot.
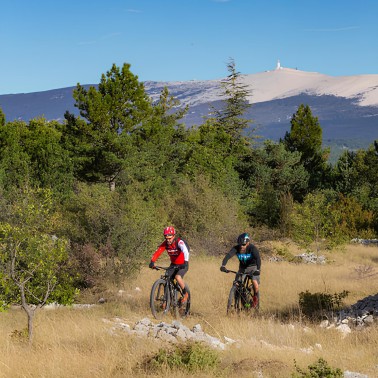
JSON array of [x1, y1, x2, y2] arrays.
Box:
[[1, 0, 377, 94]]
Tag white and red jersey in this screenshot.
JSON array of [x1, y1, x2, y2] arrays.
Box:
[[151, 238, 189, 265]]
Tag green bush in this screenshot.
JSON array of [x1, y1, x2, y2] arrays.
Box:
[[170, 175, 248, 253], [298, 290, 349, 319], [275, 246, 296, 261], [292, 358, 343, 377], [61, 183, 163, 283], [142, 342, 220, 373]]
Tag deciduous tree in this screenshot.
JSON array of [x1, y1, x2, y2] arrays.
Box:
[[0, 189, 77, 343]]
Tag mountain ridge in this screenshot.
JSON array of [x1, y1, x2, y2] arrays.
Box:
[[1, 67, 377, 158]]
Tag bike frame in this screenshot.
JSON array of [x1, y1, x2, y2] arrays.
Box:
[[228, 269, 256, 295], [150, 266, 190, 319], [163, 267, 182, 309], [224, 269, 258, 313]]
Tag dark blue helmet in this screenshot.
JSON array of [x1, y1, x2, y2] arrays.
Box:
[[237, 233, 250, 246]]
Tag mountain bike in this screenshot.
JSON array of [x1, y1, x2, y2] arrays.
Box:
[[150, 266, 191, 320], [222, 269, 259, 315]]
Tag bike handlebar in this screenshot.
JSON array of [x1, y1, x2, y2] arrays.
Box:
[[153, 266, 169, 271], [154, 265, 181, 272], [223, 269, 237, 274], [221, 269, 257, 278]]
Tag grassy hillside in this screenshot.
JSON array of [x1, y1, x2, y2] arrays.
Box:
[[0, 242, 377, 377]]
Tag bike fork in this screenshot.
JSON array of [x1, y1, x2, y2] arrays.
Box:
[[163, 284, 170, 312]]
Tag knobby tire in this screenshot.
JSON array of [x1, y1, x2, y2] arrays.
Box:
[[150, 278, 170, 320], [227, 282, 257, 315], [227, 285, 241, 314]]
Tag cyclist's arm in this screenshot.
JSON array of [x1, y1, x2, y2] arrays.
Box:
[[177, 240, 189, 262], [151, 243, 166, 263], [252, 245, 261, 271], [221, 247, 237, 267]]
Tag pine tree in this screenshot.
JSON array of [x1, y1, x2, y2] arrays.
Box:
[[0, 107, 5, 127], [212, 58, 254, 150], [64, 63, 153, 189], [283, 104, 329, 191]]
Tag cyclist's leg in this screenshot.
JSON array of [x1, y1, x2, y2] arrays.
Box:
[[252, 277, 260, 294], [252, 278, 260, 308], [249, 267, 260, 308], [244, 266, 259, 294], [166, 264, 177, 280], [174, 264, 190, 314], [174, 264, 188, 293]]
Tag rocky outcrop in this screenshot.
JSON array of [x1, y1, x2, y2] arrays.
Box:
[[319, 293, 378, 338], [268, 252, 327, 264], [104, 316, 371, 377], [340, 293, 378, 321], [103, 317, 236, 350], [294, 252, 326, 264], [351, 238, 378, 245]]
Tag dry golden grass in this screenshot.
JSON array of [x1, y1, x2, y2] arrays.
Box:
[[0, 243, 377, 377]]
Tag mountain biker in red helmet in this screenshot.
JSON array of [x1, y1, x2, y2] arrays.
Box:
[[220, 232, 261, 308], [149, 226, 190, 305]]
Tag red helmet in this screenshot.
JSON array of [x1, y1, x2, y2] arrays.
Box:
[[163, 226, 176, 236]]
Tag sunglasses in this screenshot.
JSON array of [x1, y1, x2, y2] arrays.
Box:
[[165, 234, 174, 237]]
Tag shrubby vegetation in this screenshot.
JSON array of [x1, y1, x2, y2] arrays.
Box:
[[298, 290, 349, 320], [0, 59, 377, 321], [292, 358, 343, 378], [140, 342, 220, 373]]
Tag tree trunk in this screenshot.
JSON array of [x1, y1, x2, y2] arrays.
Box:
[[19, 284, 36, 344], [25, 306, 35, 344]]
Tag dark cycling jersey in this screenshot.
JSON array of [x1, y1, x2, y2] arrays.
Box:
[[221, 244, 261, 270]]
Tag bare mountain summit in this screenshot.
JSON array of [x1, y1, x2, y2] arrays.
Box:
[[145, 66, 378, 108]]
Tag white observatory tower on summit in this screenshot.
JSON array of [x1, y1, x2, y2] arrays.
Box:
[[276, 60, 282, 70]]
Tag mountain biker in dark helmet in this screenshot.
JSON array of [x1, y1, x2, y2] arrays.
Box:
[[220, 232, 261, 307], [149, 226, 190, 305]]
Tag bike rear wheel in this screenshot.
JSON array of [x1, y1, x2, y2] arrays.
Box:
[[150, 278, 170, 319], [227, 285, 242, 315]]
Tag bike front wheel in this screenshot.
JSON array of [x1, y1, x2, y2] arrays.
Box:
[[150, 278, 170, 319], [240, 288, 254, 312], [227, 285, 242, 315]]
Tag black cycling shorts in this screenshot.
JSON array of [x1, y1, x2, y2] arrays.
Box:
[[168, 263, 188, 279]]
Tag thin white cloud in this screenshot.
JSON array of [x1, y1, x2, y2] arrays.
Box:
[[304, 26, 360, 32], [77, 40, 97, 46], [100, 32, 121, 41], [125, 8, 142, 13], [78, 32, 121, 46]]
